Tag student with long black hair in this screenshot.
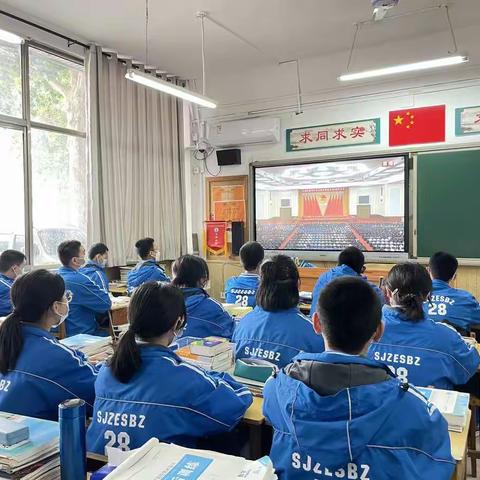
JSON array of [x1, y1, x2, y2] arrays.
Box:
[[172, 255, 235, 339], [232, 255, 324, 368], [0, 270, 97, 420], [87, 281, 252, 455], [369, 262, 480, 390]]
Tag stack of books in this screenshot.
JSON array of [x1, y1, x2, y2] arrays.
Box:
[[0, 412, 59, 479], [176, 337, 234, 372], [416, 386, 470, 432], [100, 438, 277, 480], [60, 334, 113, 361]]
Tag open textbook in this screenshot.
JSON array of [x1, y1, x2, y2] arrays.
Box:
[[103, 438, 277, 480]]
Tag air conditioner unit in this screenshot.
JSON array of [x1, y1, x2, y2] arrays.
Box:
[[208, 117, 281, 147]]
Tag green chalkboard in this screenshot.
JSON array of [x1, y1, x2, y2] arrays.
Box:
[[417, 149, 480, 259]]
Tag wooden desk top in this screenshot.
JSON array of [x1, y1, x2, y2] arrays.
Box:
[[449, 409, 471, 461], [110, 284, 128, 296], [243, 397, 265, 425]]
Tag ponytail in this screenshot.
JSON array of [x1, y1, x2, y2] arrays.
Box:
[[392, 291, 425, 321], [257, 255, 299, 311], [109, 330, 141, 383], [0, 269, 64, 374], [109, 282, 186, 383], [386, 263, 432, 323], [0, 312, 24, 374]]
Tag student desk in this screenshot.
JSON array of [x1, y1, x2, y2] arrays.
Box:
[[243, 397, 265, 460], [109, 298, 130, 338], [109, 283, 128, 296], [450, 409, 471, 480]]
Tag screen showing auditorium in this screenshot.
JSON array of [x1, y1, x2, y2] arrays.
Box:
[[254, 155, 407, 253]]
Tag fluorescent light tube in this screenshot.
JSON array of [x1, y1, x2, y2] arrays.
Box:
[[339, 55, 469, 81], [125, 69, 217, 109], [0, 29, 24, 45]]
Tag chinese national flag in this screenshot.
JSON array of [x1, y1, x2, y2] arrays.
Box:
[[389, 105, 446, 146]]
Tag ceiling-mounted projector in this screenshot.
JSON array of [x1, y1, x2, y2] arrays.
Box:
[[371, 0, 399, 21]]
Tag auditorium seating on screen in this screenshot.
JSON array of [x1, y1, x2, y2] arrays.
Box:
[[352, 223, 404, 252], [285, 223, 363, 250], [256, 223, 296, 249]]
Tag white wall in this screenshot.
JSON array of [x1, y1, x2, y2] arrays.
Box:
[[188, 81, 480, 252], [255, 190, 299, 220]]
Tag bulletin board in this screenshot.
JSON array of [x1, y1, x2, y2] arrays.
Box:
[[206, 176, 248, 224]]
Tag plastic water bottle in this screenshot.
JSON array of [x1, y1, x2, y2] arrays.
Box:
[[59, 398, 86, 480]]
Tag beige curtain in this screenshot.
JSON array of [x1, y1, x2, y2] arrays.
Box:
[[86, 47, 187, 265]]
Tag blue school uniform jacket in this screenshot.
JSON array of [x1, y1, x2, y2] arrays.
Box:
[[81, 261, 109, 292], [424, 279, 480, 331], [232, 306, 325, 368], [263, 352, 455, 480], [310, 265, 385, 316], [127, 260, 170, 294], [181, 288, 235, 340], [58, 266, 112, 337], [0, 324, 98, 421], [0, 274, 14, 317], [224, 273, 260, 307], [86, 344, 252, 455], [368, 306, 480, 389]]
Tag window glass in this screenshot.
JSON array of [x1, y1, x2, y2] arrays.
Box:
[[0, 127, 25, 254], [0, 40, 22, 118], [31, 129, 87, 265], [29, 47, 86, 131]]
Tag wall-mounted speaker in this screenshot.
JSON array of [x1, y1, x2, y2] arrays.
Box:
[[216, 149, 241, 166]]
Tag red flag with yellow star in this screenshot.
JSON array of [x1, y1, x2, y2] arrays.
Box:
[[389, 105, 445, 146]]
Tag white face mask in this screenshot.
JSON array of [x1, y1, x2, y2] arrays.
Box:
[[53, 302, 69, 328], [155, 252, 162, 262], [170, 320, 187, 346], [100, 258, 108, 268], [76, 256, 86, 267]]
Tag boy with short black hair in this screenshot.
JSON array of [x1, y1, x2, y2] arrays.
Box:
[[57, 240, 111, 336], [309, 246, 385, 316], [127, 237, 170, 294], [426, 251, 480, 332], [0, 250, 26, 316], [224, 241, 264, 307], [263, 276, 454, 480], [81, 243, 110, 292]]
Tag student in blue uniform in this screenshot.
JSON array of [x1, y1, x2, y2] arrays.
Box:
[[264, 276, 455, 480], [57, 241, 112, 337], [0, 270, 97, 421], [425, 251, 480, 333], [172, 255, 235, 339], [224, 241, 264, 307], [232, 255, 324, 368], [81, 243, 110, 292], [310, 246, 385, 316], [368, 262, 480, 390], [0, 250, 26, 317], [87, 281, 252, 455], [127, 238, 170, 294]]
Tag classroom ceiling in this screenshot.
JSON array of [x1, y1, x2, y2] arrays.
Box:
[[0, 0, 479, 83]]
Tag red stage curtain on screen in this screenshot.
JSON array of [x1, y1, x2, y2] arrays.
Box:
[[302, 190, 345, 218], [389, 105, 445, 146], [324, 193, 343, 217]]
